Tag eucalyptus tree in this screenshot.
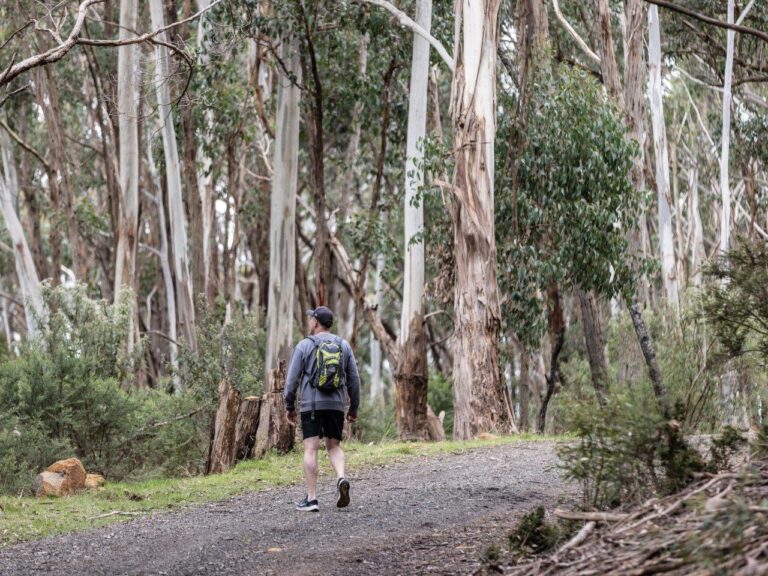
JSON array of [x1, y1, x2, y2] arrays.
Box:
[[114, 0, 140, 354], [719, 0, 735, 255], [498, 67, 642, 429], [0, 144, 46, 336], [396, 0, 433, 440], [148, 0, 197, 352], [648, 5, 680, 311], [450, 0, 515, 439], [265, 36, 301, 374]]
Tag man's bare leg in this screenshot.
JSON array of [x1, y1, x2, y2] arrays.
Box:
[[327, 437, 350, 508], [303, 436, 320, 501], [325, 438, 345, 480]]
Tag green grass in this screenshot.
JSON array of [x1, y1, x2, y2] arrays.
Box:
[[0, 434, 562, 546]]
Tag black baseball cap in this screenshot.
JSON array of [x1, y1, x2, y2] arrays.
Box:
[[306, 306, 334, 328]]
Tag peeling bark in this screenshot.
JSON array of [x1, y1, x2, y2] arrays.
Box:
[[578, 288, 609, 407], [450, 0, 516, 439], [395, 312, 429, 440], [265, 36, 301, 374]]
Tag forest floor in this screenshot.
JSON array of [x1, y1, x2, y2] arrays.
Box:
[[0, 440, 572, 575]]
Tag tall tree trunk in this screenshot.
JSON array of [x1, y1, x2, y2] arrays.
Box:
[[537, 283, 565, 433], [265, 37, 301, 375], [334, 34, 369, 339], [149, 0, 197, 351], [164, 0, 214, 307], [0, 144, 46, 336], [577, 288, 609, 406], [114, 0, 140, 353], [396, 0, 432, 441], [370, 253, 385, 401], [623, 0, 650, 306], [395, 312, 429, 440], [450, 0, 516, 439], [299, 9, 332, 306], [688, 165, 704, 287], [34, 60, 85, 283], [519, 349, 530, 432], [719, 0, 735, 255], [145, 132, 180, 394], [648, 5, 679, 312], [596, 0, 624, 105]]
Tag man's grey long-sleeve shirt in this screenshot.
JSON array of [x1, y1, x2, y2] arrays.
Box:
[[284, 332, 361, 416]]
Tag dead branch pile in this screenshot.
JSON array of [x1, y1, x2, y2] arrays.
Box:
[[508, 457, 768, 575]]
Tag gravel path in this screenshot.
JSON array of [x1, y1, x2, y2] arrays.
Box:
[[0, 441, 571, 576]]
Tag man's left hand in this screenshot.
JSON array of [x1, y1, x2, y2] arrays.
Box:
[[286, 410, 297, 425]]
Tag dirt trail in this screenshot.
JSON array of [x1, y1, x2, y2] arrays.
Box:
[[0, 441, 572, 576]]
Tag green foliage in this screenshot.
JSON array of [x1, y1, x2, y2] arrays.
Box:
[[178, 301, 266, 405], [0, 415, 72, 495], [0, 285, 210, 494], [508, 506, 560, 554], [708, 426, 746, 473], [703, 240, 768, 361], [558, 390, 705, 509], [352, 397, 397, 442], [497, 65, 645, 347]]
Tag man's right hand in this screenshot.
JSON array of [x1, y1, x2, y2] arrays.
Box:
[[346, 413, 358, 423], [286, 410, 297, 425]]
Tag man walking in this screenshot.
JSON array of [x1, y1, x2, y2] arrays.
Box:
[[285, 306, 361, 512]]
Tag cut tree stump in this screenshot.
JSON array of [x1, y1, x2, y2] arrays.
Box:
[[253, 361, 294, 459], [235, 396, 262, 461], [206, 378, 242, 474]]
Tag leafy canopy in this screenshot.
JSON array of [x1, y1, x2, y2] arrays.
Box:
[[497, 66, 643, 346]]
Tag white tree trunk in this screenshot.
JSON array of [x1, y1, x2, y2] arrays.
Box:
[[370, 253, 385, 400], [114, 0, 139, 301], [688, 166, 704, 287], [400, 0, 431, 345], [719, 0, 735, 255], [0, 143, 45, 336], [146, 134, 180, 393], [648, 6, 679, 311], [450, 0, 515, 439], [264, 37, 301, 374], [149, 0, 197, 352]]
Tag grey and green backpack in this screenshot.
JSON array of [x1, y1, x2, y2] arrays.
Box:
[[306, 335, 345, 392]]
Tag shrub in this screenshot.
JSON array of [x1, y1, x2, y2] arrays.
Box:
[[0, 415, 72, 495], [0, 285, 211, 492], [558, 390, 704, 509], [508, 506, 560, 554], [178, 301, 266, 406]]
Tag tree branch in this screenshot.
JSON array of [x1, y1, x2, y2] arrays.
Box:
[[551, 0, 601, 65], [356, 0, 454, 71], [643, 0, 768, 44], [0, 0, 222, 87], [0, 118, 51, 171]]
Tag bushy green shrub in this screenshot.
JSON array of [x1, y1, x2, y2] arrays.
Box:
[[508, 506, 560, 554], [178, 301, 266, 405], [0, 285, 215, 493], [558, 389, 704, 509], [0, 415, 72, 495]]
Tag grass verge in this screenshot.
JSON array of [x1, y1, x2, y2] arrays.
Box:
[[0, 434, 562, 546]]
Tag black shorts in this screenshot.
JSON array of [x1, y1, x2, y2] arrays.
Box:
[[301, 410, 344, 441]]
